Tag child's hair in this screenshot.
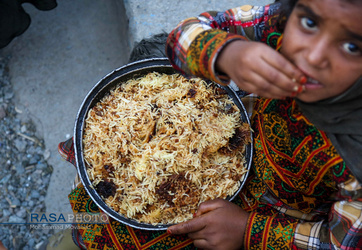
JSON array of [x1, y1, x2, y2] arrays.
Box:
[[277, 0, 361, 19], [278, 0, 298, 18]]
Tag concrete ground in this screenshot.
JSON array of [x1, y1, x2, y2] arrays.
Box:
[[1, 0, 271, 215]]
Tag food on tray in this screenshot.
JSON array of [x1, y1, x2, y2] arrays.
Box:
[[83, 72, 251, 225]]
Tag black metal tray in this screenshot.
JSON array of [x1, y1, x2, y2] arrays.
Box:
[[74, 58, 253, 230]]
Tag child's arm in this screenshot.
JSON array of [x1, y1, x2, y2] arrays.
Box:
[[166, 4, 305, 99]]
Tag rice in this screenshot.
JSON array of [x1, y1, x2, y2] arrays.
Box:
[[83, 72, 250, 225]]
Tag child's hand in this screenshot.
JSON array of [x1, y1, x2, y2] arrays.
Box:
[[167, 199, 249, 250], [216, 40, 305, 99]]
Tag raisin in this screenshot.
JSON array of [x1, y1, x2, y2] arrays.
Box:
[[95, 180, 116, 198]]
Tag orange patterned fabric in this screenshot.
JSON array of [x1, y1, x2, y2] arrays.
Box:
[[186, 29, 246, 85], [68, 184, 195, 249]]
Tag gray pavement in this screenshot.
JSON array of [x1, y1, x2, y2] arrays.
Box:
[[124, 0, 272, 46], [1, 0, 271, 216]]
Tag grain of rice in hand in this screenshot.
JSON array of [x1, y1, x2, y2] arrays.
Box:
[[83, 72, 251, 225]]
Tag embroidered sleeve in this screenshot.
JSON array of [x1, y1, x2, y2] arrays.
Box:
[[244, 178, 362, 249], [293, 178, 362, 249], [244, 212, 297, 249], [166, 3, 281, 85]]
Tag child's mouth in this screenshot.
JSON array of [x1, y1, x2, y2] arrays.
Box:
[[306, 77, 320, 85], [302, 76, 323, 91]]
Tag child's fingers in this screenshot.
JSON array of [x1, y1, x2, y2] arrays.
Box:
[[168, 199, 228, 235], [262, 52, 305, 90], [250, 73, 292, 97], [234, 71, 294, 99], [167, 216, 205, 235], [218, 41, 305, 98], [194, 199, 224, 217], [241, 59, 304, 98]]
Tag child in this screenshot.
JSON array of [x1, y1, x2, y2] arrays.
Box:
[[166, 0, 362, 249]]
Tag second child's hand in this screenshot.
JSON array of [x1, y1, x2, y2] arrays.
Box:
[[216, 40, 306, 99]]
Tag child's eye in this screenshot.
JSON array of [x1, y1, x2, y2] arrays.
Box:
[[342, 43, 361, 56], [300, 17, 317, 31]]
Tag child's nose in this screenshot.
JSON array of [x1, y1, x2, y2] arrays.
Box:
[[305, 38, 329, 69]]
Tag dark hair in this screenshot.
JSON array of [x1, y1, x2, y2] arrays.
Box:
[[272, 0, 298, 31], [277, 0, 361, 19], [278, 0, 298, 19]]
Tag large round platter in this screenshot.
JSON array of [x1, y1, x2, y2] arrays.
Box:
[[74, 58, 253, 230]]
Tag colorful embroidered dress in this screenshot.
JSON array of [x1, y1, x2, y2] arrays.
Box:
[[59, 3, 362, 250]]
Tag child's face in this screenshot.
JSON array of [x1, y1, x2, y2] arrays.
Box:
[[281, 0, 362, 102]]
